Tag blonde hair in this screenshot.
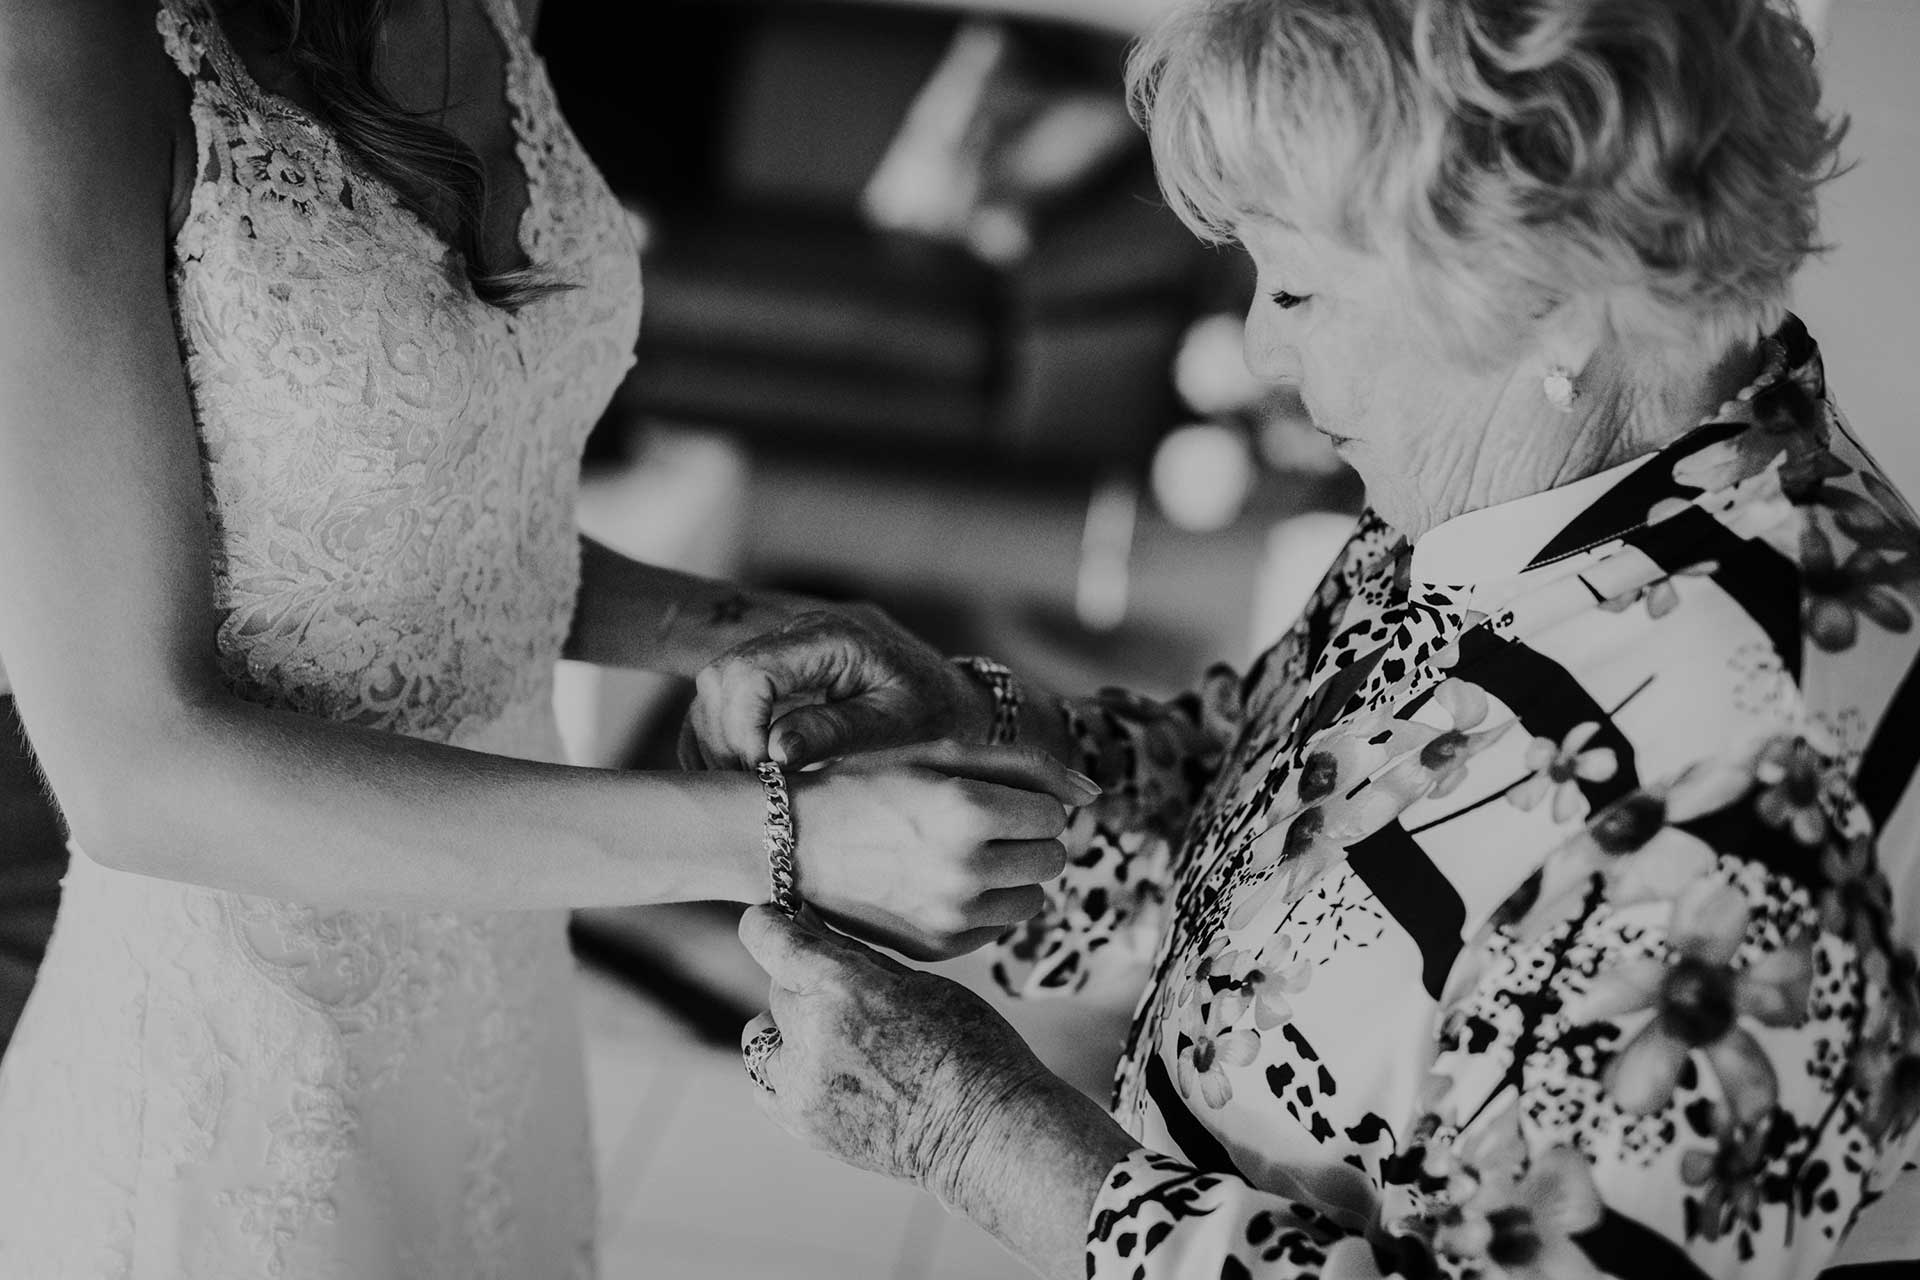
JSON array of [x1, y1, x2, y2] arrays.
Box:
[[1129, 0, 1847, 363]]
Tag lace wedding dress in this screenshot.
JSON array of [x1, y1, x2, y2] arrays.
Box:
[[0, 1, 641, 1275]]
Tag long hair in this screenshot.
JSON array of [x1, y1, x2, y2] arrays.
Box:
[[256, 0, 564, 310]]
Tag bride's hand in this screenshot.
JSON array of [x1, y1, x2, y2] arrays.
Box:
[[679, 607, 992, 771], [787, 739, 1097, 960]]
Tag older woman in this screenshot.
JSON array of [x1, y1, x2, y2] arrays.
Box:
[[689, 1, 1920, 1277]]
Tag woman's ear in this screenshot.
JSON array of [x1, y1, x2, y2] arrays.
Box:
[[1532, 292, 1611, 381]]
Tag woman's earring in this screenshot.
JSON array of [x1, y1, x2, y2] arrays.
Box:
[[1542, 364, 1578, 413]]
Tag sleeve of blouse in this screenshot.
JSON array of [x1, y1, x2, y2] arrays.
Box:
[[1083, 1148, 1369, 1279], [992, 667, 1245, 999], [994, 510, 1383, 1000]]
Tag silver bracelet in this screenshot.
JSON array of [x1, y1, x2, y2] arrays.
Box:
[[755, 761, 803, 918], [951, 655, 1022, 746]]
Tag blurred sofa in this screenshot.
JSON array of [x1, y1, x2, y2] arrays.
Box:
[[539, 0, 1209, 476]]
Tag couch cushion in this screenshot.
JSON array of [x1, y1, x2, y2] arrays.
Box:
[[1012, 158, 1209, 313], [630, 346, 989, 451], [638, 211, 999, 385], [999, 309, 1184, 467]]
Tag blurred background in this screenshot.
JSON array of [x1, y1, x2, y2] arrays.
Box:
[[3, 1, 1915, 1276]]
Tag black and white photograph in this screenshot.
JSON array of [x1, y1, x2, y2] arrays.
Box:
[[2, 0, 1918, 1276]]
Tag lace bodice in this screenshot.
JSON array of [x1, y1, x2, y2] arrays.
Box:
[[0, 5, 641, 1277], [159, 0, 641, 739]]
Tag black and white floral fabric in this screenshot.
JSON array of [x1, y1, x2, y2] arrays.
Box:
[[995, 318, 1920, 1279]]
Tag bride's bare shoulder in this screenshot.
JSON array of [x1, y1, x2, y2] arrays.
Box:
[[0, 0, 187, 205]]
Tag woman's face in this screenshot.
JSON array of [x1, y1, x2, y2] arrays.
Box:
[[1237, 219, 1544, 536]]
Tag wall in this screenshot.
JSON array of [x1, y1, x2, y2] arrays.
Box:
[[1793, 0, 1920, 495]]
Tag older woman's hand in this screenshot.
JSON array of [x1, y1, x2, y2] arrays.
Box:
[[736, 903, 1055, 1201], [737, 905, 1142, 1280], [679, 607, 992, 771]]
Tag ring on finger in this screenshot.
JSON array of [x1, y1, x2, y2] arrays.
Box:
[[742, 1024, 783, 1092]]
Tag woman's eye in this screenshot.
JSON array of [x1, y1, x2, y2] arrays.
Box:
[[1269, 290, 1311, 310]]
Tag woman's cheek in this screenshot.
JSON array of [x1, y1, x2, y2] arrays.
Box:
[[1295, 363, 1348, 440], [1241, 309, 1297, 383]]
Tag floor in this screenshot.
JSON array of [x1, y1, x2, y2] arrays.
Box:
[[578, 946, 1142, 1280]]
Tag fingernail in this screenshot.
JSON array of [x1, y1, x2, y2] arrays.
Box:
[[1066, 770, 1102, 800], [774, 732, 805, 764]]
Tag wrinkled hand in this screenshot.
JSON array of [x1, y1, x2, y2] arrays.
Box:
[[787, 739, 1094, 961], [738, 904, 1060, 1202], [680, 606, 989, 771]]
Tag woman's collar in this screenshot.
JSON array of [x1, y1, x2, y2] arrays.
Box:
[[1406, 315, 1821, 591], [1408, 453, 1658, 587]]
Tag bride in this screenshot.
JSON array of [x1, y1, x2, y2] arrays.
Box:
[[0, 1, 1085, 1275]]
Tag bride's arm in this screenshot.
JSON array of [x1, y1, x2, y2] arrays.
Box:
[[0, 7, 774, 914], [0, 2, 1081, 940], [563, 536, 811, 679]]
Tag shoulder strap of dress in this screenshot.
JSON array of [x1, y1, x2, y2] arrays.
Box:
[[151, 1, 265, 226], [154, 0, 213, 78], [476, 0, 529, 38], [154, 0, 256, 98]]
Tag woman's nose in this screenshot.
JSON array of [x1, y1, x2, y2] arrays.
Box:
[[1242, 307, 1301, 383]]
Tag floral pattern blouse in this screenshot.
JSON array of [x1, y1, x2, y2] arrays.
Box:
[[996, 318, 1920, 1279]]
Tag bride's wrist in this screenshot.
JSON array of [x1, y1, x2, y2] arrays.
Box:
[[696, 772, 777, 906]]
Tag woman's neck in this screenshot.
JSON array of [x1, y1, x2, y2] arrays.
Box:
[[1390, 333, 1764, 542]]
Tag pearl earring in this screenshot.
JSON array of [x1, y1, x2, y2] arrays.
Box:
[[1542, 364, 1577, 412]]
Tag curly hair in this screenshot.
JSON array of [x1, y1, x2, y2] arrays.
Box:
[[1129, 0, 1848, 363], [255, 0, 564, 311]]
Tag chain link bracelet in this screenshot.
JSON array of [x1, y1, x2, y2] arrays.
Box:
[[950, 655, 1022, 746], [755, 761, 803, 918]]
